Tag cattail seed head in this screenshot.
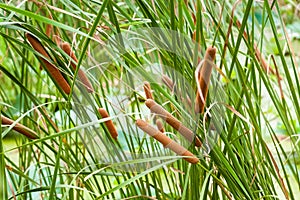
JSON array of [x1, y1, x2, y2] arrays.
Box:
[[162, 75, 174, 91], [145, 99, 202, 147], [1, 116, 38, 139], [26, 33, 71, 94], [61, 42, 94, 93], [136, 119, 199, 164], [156, 119, 164, 132], [98, 108, 118, 140], [143, 81, 153, 99], [195, 46, 216, 114]]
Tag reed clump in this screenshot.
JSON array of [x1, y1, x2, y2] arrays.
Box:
[[235, 20, 279, 78]]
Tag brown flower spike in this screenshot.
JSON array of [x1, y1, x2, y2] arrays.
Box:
[[136, 119, 199, 164], [195, 46, 216, 114], [98, 108, 118, 140], [143, 81, 153, 99], [61, 42, 94, 93], [156, 119, 165, 133], [145, 99, 202, 147], [162, 75, 174, 91], [1, 116, 38, 139], [26, 33, 71, 94]]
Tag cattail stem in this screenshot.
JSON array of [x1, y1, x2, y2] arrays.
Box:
[[195, 46, 216, 114], [143, 81, 153, 99], [145, 99, 202, 147], [136, 119, 199, 164], [61, 42, 94, 93], [98, 108, 118, 140], [26, 33, 71, 94], [1, 116, 38, 139]]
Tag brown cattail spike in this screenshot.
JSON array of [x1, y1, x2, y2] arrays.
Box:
[[136, 119, 199, 164], [61, 42, 94, 93], [195, 46, 216, 114], [1, 116, 38, 139], [162, 75, 174, 91], [156, 119, 165, 132], [45, 14, 53, 38], [98, 108, 118, 140], [26, 33, 71, 94], [143, 81, 153, 99], [145, 99, 202, 147]]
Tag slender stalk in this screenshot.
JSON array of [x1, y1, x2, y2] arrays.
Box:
[[0, 115, 8, 200], [235, 20, 279, 78]]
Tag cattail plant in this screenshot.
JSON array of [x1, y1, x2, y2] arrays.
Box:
[[235, 20, 279, 78], [145, 99, 202, 147], [136, 119, 199, 164], [143, 81, 153, 99], [26, 33, 71, 94], [1, 116, 38, 139], [98, 108, 118, 140], [61, 42, 94, 93], [195, 46, 216, 114]]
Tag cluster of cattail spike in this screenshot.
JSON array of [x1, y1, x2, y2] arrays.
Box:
[[137, 46, 219, 163], [145, 99, 202, 147], [24, 27, 218, 164], [1, 115, 38, 139], [26, 33, 94, 94], [26, 33, 71, 94], [139, 82, 201, 164], [7, 31, 94, 139]]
